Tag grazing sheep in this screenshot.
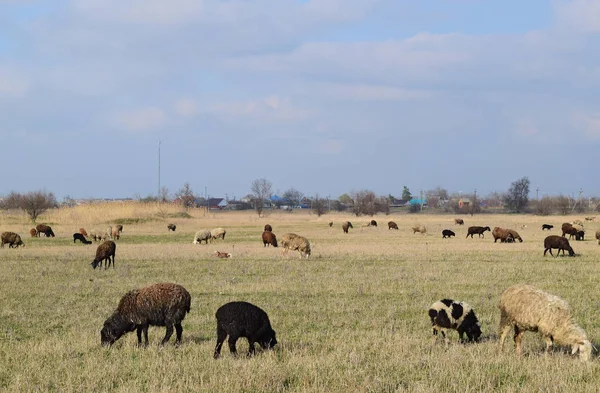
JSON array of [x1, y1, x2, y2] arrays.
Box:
[[442, 229, 455, 238], [29, 228, 37, 237], [454, 218, 464, 225], [543, 235, 575, 257], [35, 224, 55, 238], [498, 284, 591, 361], [111, 228, 120, 240], [1, 232, 24, 248], [575, 230, 585, 241], [428, 299, 482, 344], [106, 226, 113, 239], [193, 230, 212, 245], [91, 241, 117, 269], [73, 233, 92, 244], [213, 301, 277, 359], [211, 227, 227, 241], [79, 228, 88, 237], [412, 225, 427, 234], [492, 227, 511, 243], [262, 231, 278, 247], [562, 223, 579, 239], [167, 224, 176, 232], [328, 221, 333, 228], [596, 230, 600, 245], [466, 226, 490, 238], [214, 251, 232, 258], [89, 229, 108, 242], [101, 283, 191, 347], [115, 224, 123, 234], [506, 229, 523, 243], [280, 233, 311, 258], [368, 220, 377, 227], [542, 224, 554, 230], [388, 221, 398, 230], [342, 221, 353, 234], [264, 224, 273, 232]]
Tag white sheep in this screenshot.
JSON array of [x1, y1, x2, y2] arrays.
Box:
[[280, 233, 311, 258], [498, 284, 591, 361], [412, 225, 427, 234], [211, 227, 227, 241], [193, 230, 212, 245]]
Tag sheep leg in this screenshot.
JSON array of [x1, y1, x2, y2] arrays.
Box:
[[514, 326, 523, 358], [174, 323, 183, 346], [498, 318, 512, 353], [161, 324, 174, 345], [214, 327, 227, 358], [247, 339, 256, 357], [227, 335, 239, 356], [544, 335, 553, 355]]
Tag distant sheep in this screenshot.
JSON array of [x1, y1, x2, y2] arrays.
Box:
[[368, 220, 377, 227], [428, 299, 481, 344], [211, 227, 227, 241], [264, 224, 273, 232], [73, 233, 92, 244], [585, 216, 596, 221], [506, 229, 523, 242], [29, 228, 37, 237], [193, 230, 212, 245], [388, 221, 398, 230], [106, 226, 113, 239], [213, 301, 277, 358], [89, 229, 108, 242], [454, 218, 464, 225], [262, 231, 278, 247], [542, 224, 553, 230], [101, 283, 191, 347], [35, 224, 55, 237], [575, 230, 585, 241], [167, 224, 176, 232], [214, 251, 232, 258], [280, 233, 311, 258], [412, 225, 427, 234], [79, 228, 88, 237], [111, 228, 120, 240], [493, 227, 522, 243], [543, 235, 575, 257], [328, 221, 333, 228], [498, 284, 591, 361], [115, 224, 123, 234], [466, 226, 490, 238], [561, 223, 578, 239], [342, 221, 353, 234], [91, 241, 116, 269], [1, 232, 24, 248], [596, 230, 600, 245], [572, 219, 584, 227], [442, 229, 455, 238]]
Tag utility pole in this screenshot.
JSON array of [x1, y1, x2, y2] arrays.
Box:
[[327, 194, 331, 215], [204, 186, 207, 216], [473, 189, 477, 216], [157, 140, 161, 197], [420, 189, 424, 212], [536, 187, 539, 201]]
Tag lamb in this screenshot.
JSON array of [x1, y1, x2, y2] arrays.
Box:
[[91, 240, 117, 269], [454, 218, 464, 225], [262, 231, 278, 247], [1, 232, 24, 248], [575, 230, 585, 241], [214, 251, 232, 258], [73, 233, 92, 244], [542, 224, 554, 230], [498, 284, 591, 361], [211, 227, 227, 241], [543, 235, 575, 257], [213, 301, 277, 358], [596, 230, 600, 245], [35, 224, 55, 237], [280, 233, 311, 258], [388, 221, 398, 230], [442, 229, 455, 238], [79, 228, 88, 237], [101, 283, 191, 347], [193, 230, 212, 244], [412, 225, 427, 234], [342, 221, 353, 234], [428, 299, 482, 344], [367, 220, 377, 227], [111, 228, 120, 240], [167, 224, 176, 232], [264, 224, 273, 232], [466, 226, 490, 238], [29, 228, 37, 237]]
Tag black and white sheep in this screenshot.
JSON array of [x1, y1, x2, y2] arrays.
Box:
[[428, 299, 482, 343], [466, 226, 490, 238], [73, 233, 92, 244], [213, 301, 277, 358], [101, 283, 191, 347], [167, 223, 176, 232], [91, 241, 116, 269], [35, 224, 55, 237], [1, 232, 24, 248], [543, 235, 575, 257], [498, 284, 591, 361], [442, 229, 455, 238], [542, 224, 554, 230]]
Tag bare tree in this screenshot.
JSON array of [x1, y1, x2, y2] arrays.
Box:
[[159, 187, 170, 203], [251, 178, 273, 216], [351, 190, 378, 216], [283, 188, 303, 208], [175, 182, 196, 209], [312, 194, 327, 217], [503, 176, 530, 213], [19, 190, 57, 223], [555, 195, 571, 215]]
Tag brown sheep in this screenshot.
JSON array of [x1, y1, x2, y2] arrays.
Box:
[[412, 225, 427, 234], [328, 221, 333, 227], [388, 221, 398, 230], [1, 232, 24, 248], [492, 227, 511, 243], [342, 221, 353, 234], [262, 231, 278, 247], [454, 218, 464, 225], [91, 241, 117, 269], [111, 228, 120, 240], [29, 228, 37, 238], [35, 224, 55, 237], [544, 235, 575, 257], [167, 223, 176, 232], [596, 230, 600, 245], [264, 224, 273, 232], [562, 223, 578, 239], [466, 226, 490, 238], [101, 283, 191, 347], [214, 251, 232, 258], [506, 229, 523, 242], [79, 228, 88, 237]]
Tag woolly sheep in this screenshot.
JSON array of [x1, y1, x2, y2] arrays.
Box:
[[73, 233, 92, 244], [561, 224, 579, 239], [193, 230, 212, 244], [264, 224, 273, 232], [466, 226, 490, 238], [167, 223, 176, 232], [492, 227, 521, 243], [388, 221, 398, 230], [101, 283, 191, 347], [544, 235, 575, 257], [454, 218, 464, 225], [506, 229, 523, 242], [91, 241, 116, 269], [89, 229, 108, 242], [442, 229, 455, 238], [498, 284, 591, 361], [280, 233, 311, 258], [29, 228, 37, 237], [262, 231, 278, 247], [211, 227, 227, 241], [428, 299, 482, 344], [542, 224, 554, 230], [412, 225, 426, 234], [1, 232, 24, 248], [213, 301, 277, 358], [342, 221, 353, 234], [35, 224, 55, 237]]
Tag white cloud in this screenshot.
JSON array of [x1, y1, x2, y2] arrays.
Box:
[[208, 96, 315, 124], [73, 0, 204, 25], [555, 0, 600, 33], [114, 107, 166, 131]]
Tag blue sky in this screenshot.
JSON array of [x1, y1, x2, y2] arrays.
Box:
[[1, 0, 599, 200]]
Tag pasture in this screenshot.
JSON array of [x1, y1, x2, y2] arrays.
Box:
[[1, 204, 600, 392]]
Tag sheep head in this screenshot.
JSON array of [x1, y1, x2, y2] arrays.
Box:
[[572, 340, 592, 362], [258, 328, 278, 350], [101, 314, 136, 347]]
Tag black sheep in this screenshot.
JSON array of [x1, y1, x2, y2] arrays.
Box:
[[368, 220, 377, 227], [167, 223, 177, 232], [575, 231, 585, 241], [91, 241, 116, 269], [214, 301, 277, 359], [442, 229, 455, 238], [544, 235, 575, 257], [428, 299, 481, 343], [73, 233, 92, 244], [101, 283, 191, 347], [466, 226, 491, 238], [542, 224, 553, 230]]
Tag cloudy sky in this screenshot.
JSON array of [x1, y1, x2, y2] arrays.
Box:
[[1, 0, 599, 200]]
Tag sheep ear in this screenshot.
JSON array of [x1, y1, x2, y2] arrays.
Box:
[[571, 344, 580, 355]]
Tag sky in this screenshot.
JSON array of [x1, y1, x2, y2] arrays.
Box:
[[1, 0, 599, 200]]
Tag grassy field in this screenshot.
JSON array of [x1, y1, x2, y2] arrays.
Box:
[[1, 205, 600, 392]]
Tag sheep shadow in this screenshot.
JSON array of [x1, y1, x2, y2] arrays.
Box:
[[187, 335, 212, 345]]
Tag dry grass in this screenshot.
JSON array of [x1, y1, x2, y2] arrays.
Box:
[[1, 207, 600, 392]]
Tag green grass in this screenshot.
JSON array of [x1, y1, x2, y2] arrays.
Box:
[[1, 213, 600, 392]]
